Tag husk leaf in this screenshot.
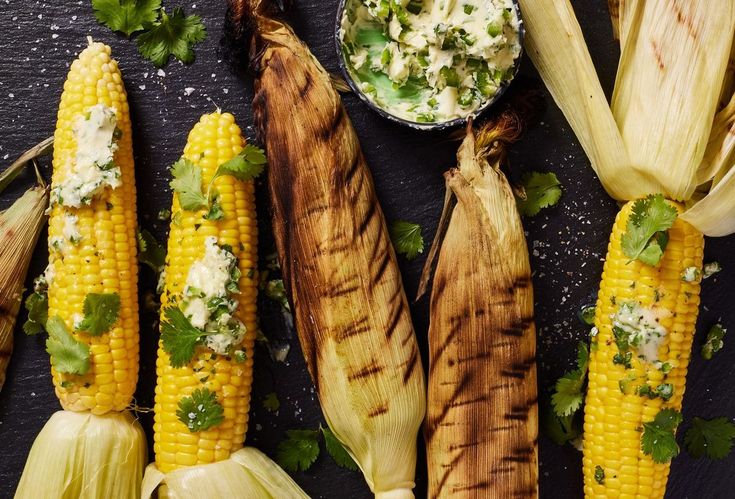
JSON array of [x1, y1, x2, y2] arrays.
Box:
[[235, 2, 426, 497], [15, 410, 146, 499], [0, 186, 48, 390], [518, 0, 658, 201], [141, 447, 310, 499], [611, 0, 735, 201], [422, 118, 538, 497]]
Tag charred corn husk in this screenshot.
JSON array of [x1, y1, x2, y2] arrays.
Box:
[[16, 39, 145, 499], [0, 185, 48, 391], [518, 0, 735, 496], [583, 201, 703, 497], [228, 1, 426, 496], [420, 116, 538, 498], [141, 112, 307, 499]]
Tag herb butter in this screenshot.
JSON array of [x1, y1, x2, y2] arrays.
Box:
[[51, 104, 122, 207], [340, 0, 521, 123], [613, 303, 668, 363], [182, 237, 246, 356]]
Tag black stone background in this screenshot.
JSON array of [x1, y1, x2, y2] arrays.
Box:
[[0, 1, 733, 498]]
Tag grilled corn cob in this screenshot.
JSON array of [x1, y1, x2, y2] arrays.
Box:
[[583, 201, 703, 498], [421, 116, 538, 498], [141, 111, 308, 498], [16, 38, 146, 499], [228, 1, 426, 496]]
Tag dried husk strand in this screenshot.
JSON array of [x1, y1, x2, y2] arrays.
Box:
[[227, 1, 426, 496], [141, 447, 310, 499], [420, 114, 538, 498]]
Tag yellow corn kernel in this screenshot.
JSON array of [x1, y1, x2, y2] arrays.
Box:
[[152, 112, 258, 473], [47, 39, 138, 415], [583, 200, 704, 498]]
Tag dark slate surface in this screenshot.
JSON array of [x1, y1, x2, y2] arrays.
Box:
[[0, 1, 734, 498]]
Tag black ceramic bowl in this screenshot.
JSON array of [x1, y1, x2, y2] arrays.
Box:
[[335, 0, 525, 131]]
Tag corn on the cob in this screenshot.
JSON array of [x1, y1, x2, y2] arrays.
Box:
[[228, 1, 426, 496], [583, 201, 703, 498], [16, 38, 145, 499], [154, 111, 258, 472], [422, 117, 538, 498], [142, 112, 308, 498], [516, 0, 735, 495]]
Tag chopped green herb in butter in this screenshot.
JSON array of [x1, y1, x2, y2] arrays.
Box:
[[340, 0, 521, 123]]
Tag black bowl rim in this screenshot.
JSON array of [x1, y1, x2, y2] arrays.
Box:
[[334, 0, 525, 132]]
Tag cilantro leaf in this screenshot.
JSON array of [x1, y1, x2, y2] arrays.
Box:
[[541, 398, 581, 445], [262, 392, 280, 412], [23, 291, 48, 335], [136, 7, 206, 67], [76, 293, 120, 336], [551, 342, 589, 417], [92, 0, 161, 37], [45, 316, 90, 375], [176, 388, 224, 432], [322, 426, 358, 471], [204, 192, 225, 221], [621, 194, 677, 266], [516, 171, 562, 217], [641, 408, 682, 463], [161, 307, 206, 368], [389, 220, 424, 260], [138, 229, 166, 274], [211, 145, 266, 184], [277, 429, 321, 472], [170, 157, 207, 211], [701, 324, 726, 360], [684, 417, 735, 460]]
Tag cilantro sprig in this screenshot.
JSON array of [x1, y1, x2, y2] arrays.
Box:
[[262, 392, 280, 413], [516, 171, 562, 217], [621, 194, 677, 266], [23, 291, 48, 336], [176, 388, 224, 432], [169, 147, 266, 215], [76, 293, 120, 336], [138, 229, 166, 275], [136, 8, 207, 67], [170, 158, 208, 211], [684, 417, 735, 460], [389, 220, 424, 260], [45, 316, 91, 375], [276, 425, 357, 472], [92, 0, 207, 67], [277, 429, 321, 472], [641, 408, 682, 463], [551, 342, 589, 417], [160, 307, 209, 368], [92, 0, 161, 37]]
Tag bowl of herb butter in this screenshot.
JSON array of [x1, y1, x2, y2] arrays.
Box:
[[336, 0, 524, 130]]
